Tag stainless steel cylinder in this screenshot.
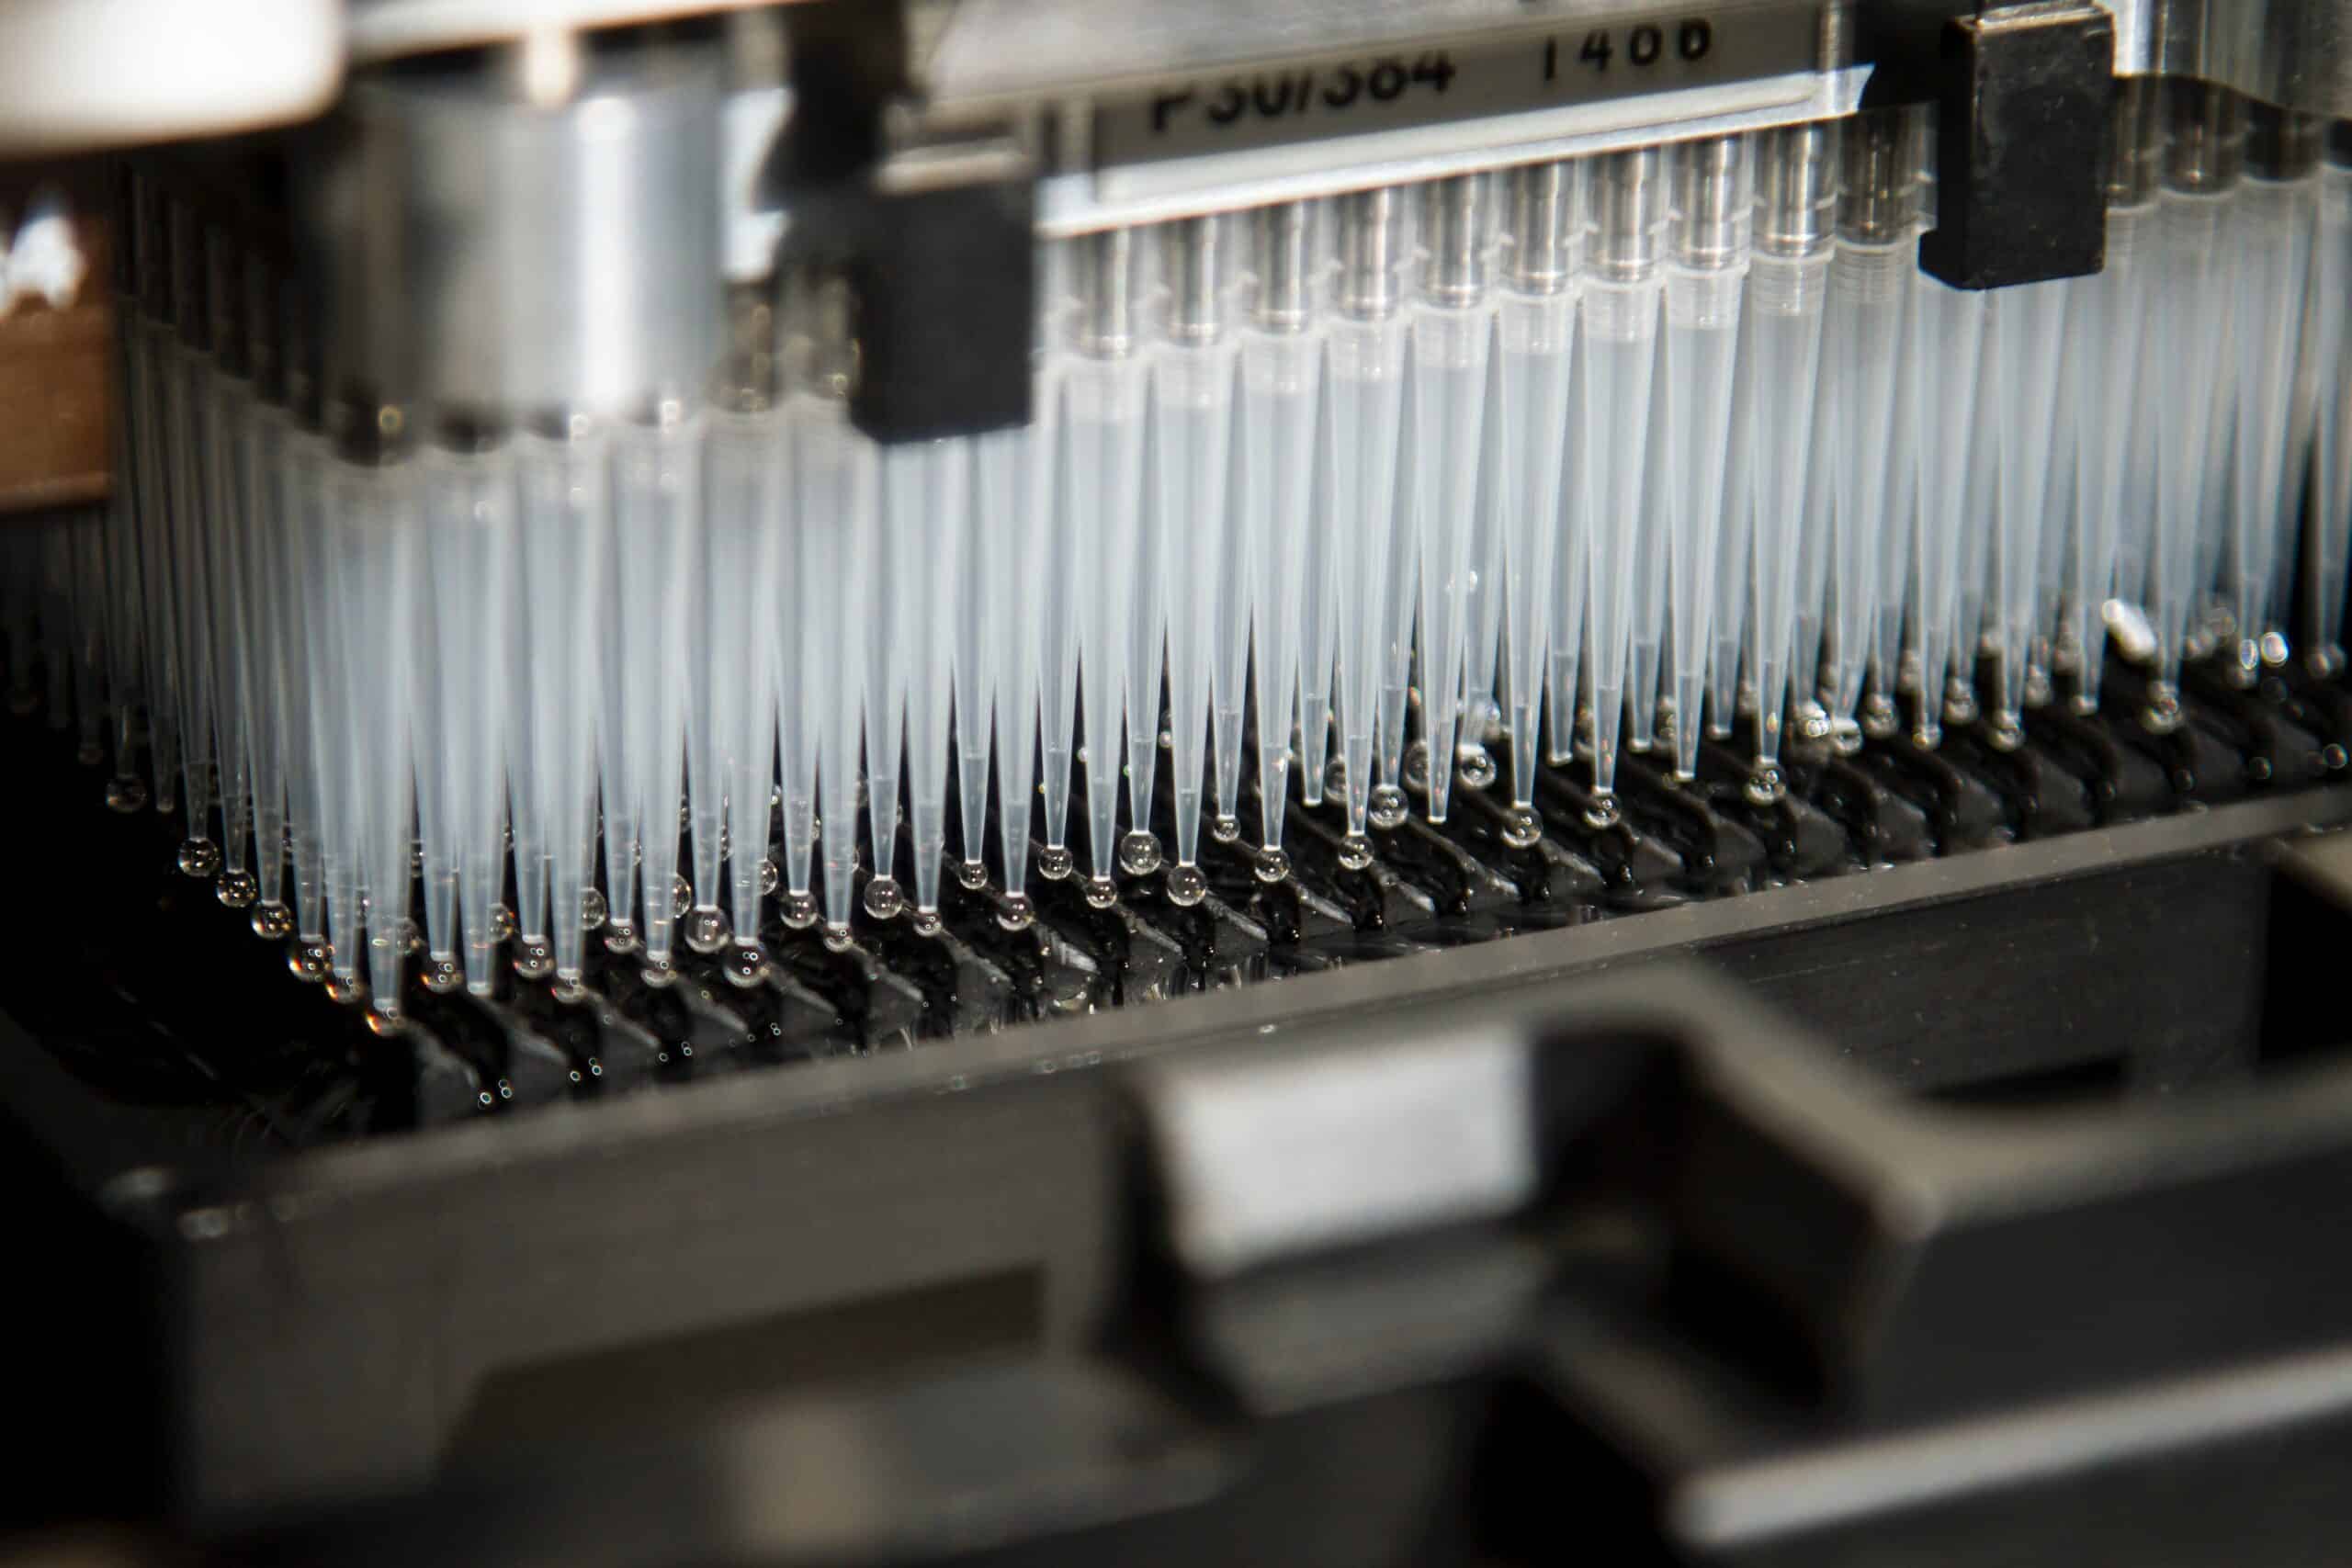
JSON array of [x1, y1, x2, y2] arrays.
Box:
[[1502, 160, 1580, 296], [1670, 136, 1752, 269], [2108, 77, 2165, 206], [312, 44, 724, 425], [1419, 174, 1487, 306], [1250, 201, 1313, 332], [2246, 99, 2324, 177], [1163, 215, 1227, 344], [2164, 79, 2248, 193], [1332, 187, 1406, 321], [1754, 123, 1839, 258], [1589, 146, 1667, 282], [1071, 227, 1138, 357], [1838, 107, 1927, 244]]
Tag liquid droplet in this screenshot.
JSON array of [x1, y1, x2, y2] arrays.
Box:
[[288, 942, 332, 982], [758, 858, 782, 896], [364, 1007, 405, 1038], [780, 890, 820, 930], [639, 956, 679, 988], [1743, 763, 1784, 808], [997, 893, 1035, 932], [2142, 682, 2184, 735], [1117, 830, 1163, 876], [1457, 745, 1498, 790], [684, 908, 729, 953], [910, 908, 944, 937], [1254, 846, 1291, 884], [1500, 806, 1543, 850], [1401, 740, 1433, 794], [1583, 792, 1623, 830], [605, 920, 643, 955], [1166, 863, 1208, 906], [489, 903, 518, 942], [1324, 755, 1350, 795], [1082, 875, 1119, 909], [1036, 844, 1075, 881], [551, 976, 589, 1004], [1337, 835, 1374, 872], [176, 838, 220, 878], [422, 955, 464, 993], [723, 943, 771, 988], [1210, 815, 1241, 845], [215, 870, 258, 908], [581, 887, 608, 931], [671, 875, 693, 918], [324, 974, 368, 1008], [105, 774, 148, 813], [1368, 785, 1408, 831], [75, 739, 104, 767], [514, 940, 556, 979], [956, 858, 989, 891], [1942, 677, 1980, 728], [250, 901, 294, 941], [1828, 716, 1865, 756], [1984, 711, 2025, 753], [864, 875, 905, 919], [821, 921, 854, 952], [1860, 693, 1899, 739]]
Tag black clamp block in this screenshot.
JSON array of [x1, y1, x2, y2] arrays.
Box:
[[1864, 1, 2116, 289]]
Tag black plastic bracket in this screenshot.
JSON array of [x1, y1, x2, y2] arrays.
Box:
[[769, 0, 1038, 444], [1862, 1, 2116, 289]]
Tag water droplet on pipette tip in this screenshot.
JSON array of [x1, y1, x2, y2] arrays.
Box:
[[997, 893, 1035, 931], [250, 901, 294, 941], [551, 975, 589, 1004], [723, 942, 771, 987], [176, 838, 220, 878], [422, 955, 463, 994], [1913, 716, 1943, 750], [1337, 834, 1374, 871], [1942, 678, 1979, 727], [821, 921, 854, 952], [956, 857, 989, 891], [1117, 830, 1163, 876], [1368, 785, 1408, 830], [1984, 710, 2026, 752], [581, 886, 608, 930], [1795, 702, 1833, 744], [1254, 845, 1292, 883], [514, 939, 555, 979], [324, 974, 367, 1007], [684, 908, 729, 953], [1457, 744, 1498, 790], [604, 919, 642, 954], [757, 857, 782, 896], [288, 942, 332, 982], [1166, 863, 1208, 906], [1036, 843, 1075, 881], [2142, 683, 2184, 735], [488, 903, 517, 942], [105, 774, 147, 813], [1582, 792, 1623, 830], [2308, 643, 2346, 680], [670, 875, 693, 918], [639, 955, 678, 988], [2324, 743, 2349, 773], [779, 890, 819, 930], [215, 870, 257, 908], [1828, 716, 1865, 756], [75, 739, 103, 766], [1210, 815, 1241, 845], [1082, 875, 1119, 909], [1500, 806, 1544, 850], [1324, 755, 1350, 794], [863, 875, 905, 920], [1861, 692, 1899, 739], [2024, 667, 2055, 709], [1401, 740, 1432, 793], [364, 1006, 404, 1038], [910, 908, 944, 936], [2227, 644, 2262, 688], [2258, 630, 2290, 671]]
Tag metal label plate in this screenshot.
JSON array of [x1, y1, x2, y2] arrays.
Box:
[[1092, 3, 1827, 168]]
